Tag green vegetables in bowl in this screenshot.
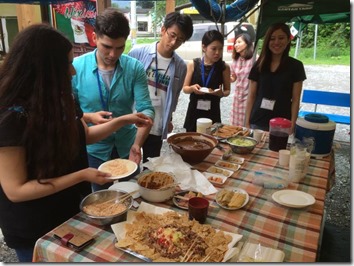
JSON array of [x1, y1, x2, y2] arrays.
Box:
[[226, 136, 258, 154], [228, 137, 256, 147]]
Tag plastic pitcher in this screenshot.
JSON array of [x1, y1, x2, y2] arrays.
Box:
[[269, 118, 291, 152]]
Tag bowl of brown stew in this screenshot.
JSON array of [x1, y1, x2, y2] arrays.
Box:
[[167, 132, 218, 164]]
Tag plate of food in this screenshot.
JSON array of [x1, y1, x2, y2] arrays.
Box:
[[206, 166, 233, 177], [211, 124, 252, 140], [215, 160, 241, 172], [98, 159, 138, 180], [112, 202, 243, 262], [215, 188, 249, 210], [172, 191, 204, 210], [203, 172, 228, 187]]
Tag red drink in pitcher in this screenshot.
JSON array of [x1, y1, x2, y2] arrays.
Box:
[[269, 118, 291, 152], [269, 131, 289, 151]]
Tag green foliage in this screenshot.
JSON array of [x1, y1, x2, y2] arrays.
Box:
[[299, 23, 350, 50], [255, 23, 350, 66], [123, 38, 156, 54], [136, 1, 154, 9]]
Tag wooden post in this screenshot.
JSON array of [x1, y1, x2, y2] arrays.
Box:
[[96, 0, 111, 15], [166, 0, 175, 14], [16, 4, 41, 31]]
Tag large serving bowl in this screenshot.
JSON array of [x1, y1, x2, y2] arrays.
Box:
[[226, 135, 258, 154], [137, 171, 176, 203], [167, 132, 218, 164], [80, 189, 133, 226]]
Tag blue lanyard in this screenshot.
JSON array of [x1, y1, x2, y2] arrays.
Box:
[[96, 70, 109, 111], [201, 57, 215, 88]]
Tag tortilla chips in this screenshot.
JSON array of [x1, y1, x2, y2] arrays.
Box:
[[115, 211, 232, 262]]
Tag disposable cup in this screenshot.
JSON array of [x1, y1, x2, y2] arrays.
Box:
[[188, 197, 209, 224], [253, 129, 264, 142], [279, 149, 290, 166]]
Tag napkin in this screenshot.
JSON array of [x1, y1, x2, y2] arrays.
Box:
[[142, 150, 218, 195]]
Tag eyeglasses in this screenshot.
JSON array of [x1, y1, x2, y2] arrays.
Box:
[[166, 30, 185, 45]]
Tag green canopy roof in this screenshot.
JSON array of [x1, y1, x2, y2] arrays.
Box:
[[256, 0, 350, 40]]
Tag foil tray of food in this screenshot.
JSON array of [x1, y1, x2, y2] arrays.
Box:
[[111, 202, 243, 262]]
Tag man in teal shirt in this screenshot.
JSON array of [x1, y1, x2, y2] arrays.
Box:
[[72, 8, 154, 191]]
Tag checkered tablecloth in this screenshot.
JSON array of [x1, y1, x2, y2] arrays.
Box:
[[33, 136, 332, 262]]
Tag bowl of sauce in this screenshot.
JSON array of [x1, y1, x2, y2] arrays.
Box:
[[167, 132, 218, 164]]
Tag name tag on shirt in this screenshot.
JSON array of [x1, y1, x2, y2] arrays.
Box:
[[197, 100, 211, 111], [260, 98, 275, 110], [150, 94, 162, 107]]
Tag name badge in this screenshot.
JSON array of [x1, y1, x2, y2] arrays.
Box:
[[150, 94, 162, 107], [197, 100, 211, 111], [260, 98, 275, 110]]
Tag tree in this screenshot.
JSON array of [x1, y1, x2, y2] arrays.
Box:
[[137, 1, 154, 9]]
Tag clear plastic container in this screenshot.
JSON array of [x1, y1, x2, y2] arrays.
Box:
[[269, 118, 291, 152]]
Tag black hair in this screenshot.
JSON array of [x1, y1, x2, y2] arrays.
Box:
[[202, 30, 224, 47], [0, 23, 79, 180], [255, 23, 291, 73], [163, 11, 194, 41]]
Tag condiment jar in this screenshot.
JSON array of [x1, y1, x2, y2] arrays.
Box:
[[269, 118, 291, 152]]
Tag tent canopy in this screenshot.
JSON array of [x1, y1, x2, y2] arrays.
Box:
[[256, 0, 350, 40]]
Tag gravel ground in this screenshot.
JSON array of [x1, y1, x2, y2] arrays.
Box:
[[0, 65, 350, 262]]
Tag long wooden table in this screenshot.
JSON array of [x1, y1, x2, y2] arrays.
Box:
[[32, 136, 334, 262]]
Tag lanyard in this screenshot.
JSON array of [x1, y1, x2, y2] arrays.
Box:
[[201, 57, 215, 88], [154, 42, 171, 96], [96, 70, 109, 111]]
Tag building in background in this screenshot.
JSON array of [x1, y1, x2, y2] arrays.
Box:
[[0, 4, 20, 55]]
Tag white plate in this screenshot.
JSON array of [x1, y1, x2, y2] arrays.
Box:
[[215, 160, 241, 171], [98, 159, 138, 180], [199, 87, 210, 93], [272, 190, 316, 208], [215, 188, 249, 210], [109, 182, 140, 199], [206, 166, 233, 177], [203, 172, 228, 186]]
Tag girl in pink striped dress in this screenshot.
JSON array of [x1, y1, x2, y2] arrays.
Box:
[[230, 33, 255, 126]]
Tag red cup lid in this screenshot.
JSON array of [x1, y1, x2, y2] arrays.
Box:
[[269, 117, 292, 128]]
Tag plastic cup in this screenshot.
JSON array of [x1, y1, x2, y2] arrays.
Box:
[[188, 197, 209, 224], [253, 129, 264, 142], [279, 149, 290, 166]]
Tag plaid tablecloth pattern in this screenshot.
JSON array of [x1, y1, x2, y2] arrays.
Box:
[[33, 136, 332, 262]]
